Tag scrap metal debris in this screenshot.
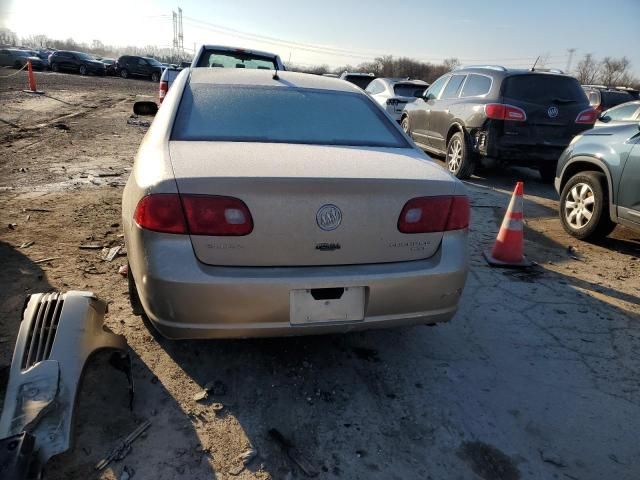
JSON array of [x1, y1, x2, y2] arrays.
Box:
[[127, 118, 151, 128], [19, 241, 34, 248], [103, 246, 122, 262], [96, 420, 151, 471], [80, 243, 103, 250], [268, 428, 318, 477]]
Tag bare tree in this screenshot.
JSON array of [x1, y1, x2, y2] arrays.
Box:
[[598, 56, 631, 86], [574, 54, 601, 84], [443, 58, 460, 71]]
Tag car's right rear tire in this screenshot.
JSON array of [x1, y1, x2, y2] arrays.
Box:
[[120, 68, 129, 79], [446, 131, 475, 179], [559, 171, 616, 240]]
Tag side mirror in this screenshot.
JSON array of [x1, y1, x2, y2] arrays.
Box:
[[598, 114, 610, 123], [133, 101, 158, 116]]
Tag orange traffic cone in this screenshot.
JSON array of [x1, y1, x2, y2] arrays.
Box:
[[23, 60, 44, 95], [483, 181, 531, 268]]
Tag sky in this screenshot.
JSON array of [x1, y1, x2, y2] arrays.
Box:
[[2, 0, 640, 74]]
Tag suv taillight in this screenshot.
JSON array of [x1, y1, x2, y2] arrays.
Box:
[[484, 103, 527, 122], [134, 194, 253, 236], [398, 196, 470, 234], [575, 108, 597, 124], [158, 80, 168, 103]]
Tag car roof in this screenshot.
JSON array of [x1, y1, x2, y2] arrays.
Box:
[[453, 66, 574, 80], [189, 69, 364, 94]]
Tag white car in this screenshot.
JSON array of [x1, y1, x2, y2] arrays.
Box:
[[158, 45, 284, 102], [595, 100, 640, 127], [365, 78, 429, 122]]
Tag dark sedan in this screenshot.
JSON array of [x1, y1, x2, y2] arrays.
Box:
[[48, 50, 106, 76]]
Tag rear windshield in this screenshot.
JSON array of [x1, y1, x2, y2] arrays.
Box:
[[601, 91, 634, 108], [503, 75, 587, 104], [196, 49, 277, 70], [171, 85, 409, 148], [343, 75, 375, 89], [393, 83, 426, 97]]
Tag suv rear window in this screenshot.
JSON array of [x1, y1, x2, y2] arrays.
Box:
[[196, 49, 277, 70], [503, 75, 587, 104], [393, 83, 426, 97], [343, 75, 375, 89], [172, 85, 409, 148], [601, 91, 634, 109]]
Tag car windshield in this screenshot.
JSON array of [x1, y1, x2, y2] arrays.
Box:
[[172, 85, 409, 148], [503, 75, 587, 104], [343, 75, 375, 89], [196, 49, 277, 69], [393, 83, 426, 97], [144, 57, 162, 66]]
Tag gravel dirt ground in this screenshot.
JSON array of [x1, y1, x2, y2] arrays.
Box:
[[1, 69, 639, 480]]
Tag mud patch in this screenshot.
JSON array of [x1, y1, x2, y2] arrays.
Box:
[[458, 441, 520, 480]]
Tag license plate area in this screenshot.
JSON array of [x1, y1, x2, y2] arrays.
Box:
[[290, 287, 365, 325]]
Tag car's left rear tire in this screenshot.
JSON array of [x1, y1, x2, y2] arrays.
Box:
[[151, 72, 160, 82], [127, 263, 144, 316], [401, 115, 410, 134], [446, 131, 475, 179], [79, 65, 87, 75]]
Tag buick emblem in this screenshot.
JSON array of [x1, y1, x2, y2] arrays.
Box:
[[316, 204, 342, 231], [547, 106, 559, 118]]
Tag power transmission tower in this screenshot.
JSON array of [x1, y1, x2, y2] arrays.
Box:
[[178, 8, 184, 59], [172, 11, 178, 62], [566, 48, 576, 73]]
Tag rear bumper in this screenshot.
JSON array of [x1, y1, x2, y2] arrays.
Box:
[[471, 123, 585, 165], [128, 230, 468, 339]]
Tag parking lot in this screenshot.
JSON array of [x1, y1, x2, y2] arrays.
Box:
[[1, 69, 639, 480]]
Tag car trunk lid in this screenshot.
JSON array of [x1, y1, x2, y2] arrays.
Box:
[[169, 142, 458, 267]]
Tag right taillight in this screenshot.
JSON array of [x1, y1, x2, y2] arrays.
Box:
[[484, 103, 527, 122], [575, 108, 597, 124], [158, 80, 168, 103], [134, 194, 253, 236], [398, 196, 470, 234]]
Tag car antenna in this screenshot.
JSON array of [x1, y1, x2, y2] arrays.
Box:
[[273, 64, 280, 80], [530, 56, 540, 72]]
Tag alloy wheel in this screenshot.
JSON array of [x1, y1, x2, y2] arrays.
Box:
[[447, 138, 462, 173], [564, 182, 595, 229], [401, 117, 410, 133]]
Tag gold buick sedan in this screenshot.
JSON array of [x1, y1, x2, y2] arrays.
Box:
[[122, 68, 469, 339]]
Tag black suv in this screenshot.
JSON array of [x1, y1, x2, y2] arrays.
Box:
[[401, 66, 595, 180], [48, 50, 106, 76], [582, 85, 639, 113], [116, 55, 163, 81]]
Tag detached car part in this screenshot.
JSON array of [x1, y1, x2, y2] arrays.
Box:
[[0, 291, 132, 478]]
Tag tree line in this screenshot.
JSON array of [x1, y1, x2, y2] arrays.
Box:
[[6, 31, 639, 88]]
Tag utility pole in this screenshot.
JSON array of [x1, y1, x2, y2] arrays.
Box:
[[566, 48, 576, 73]]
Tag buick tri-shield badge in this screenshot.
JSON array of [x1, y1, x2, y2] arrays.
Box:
[[316, 204, 342, 231]]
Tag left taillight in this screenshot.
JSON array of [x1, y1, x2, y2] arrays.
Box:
[[134, 194, 187, 234], [575, 108, 597, 124], [134, 194, 253, 236], [398, 196, 470, 234], [158, 80, 168, 103]]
